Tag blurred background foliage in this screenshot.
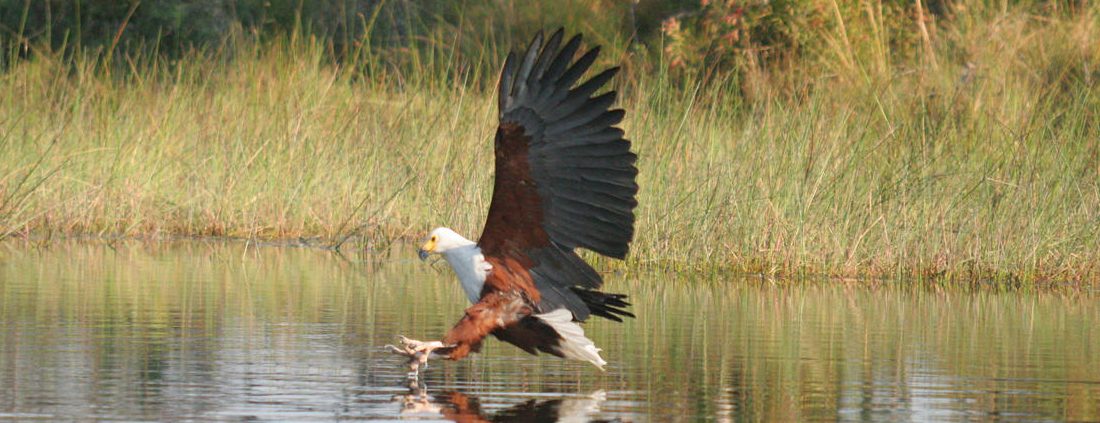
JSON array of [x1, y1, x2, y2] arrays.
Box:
[[1, 1, 1092, 92]]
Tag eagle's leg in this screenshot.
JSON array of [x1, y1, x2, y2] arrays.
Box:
[[386, 292, 528, 379], [386, 336, 451, 379]]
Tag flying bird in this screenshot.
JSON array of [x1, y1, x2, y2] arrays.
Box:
[[390, 29, 638, 374]]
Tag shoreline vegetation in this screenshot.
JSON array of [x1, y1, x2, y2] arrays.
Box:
[[2, 1, 1098, 285]]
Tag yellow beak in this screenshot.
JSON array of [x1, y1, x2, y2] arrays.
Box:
[[418, 238, 436, 261]]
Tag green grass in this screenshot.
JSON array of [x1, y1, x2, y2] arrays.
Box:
[[2, 2, 1098, 284]]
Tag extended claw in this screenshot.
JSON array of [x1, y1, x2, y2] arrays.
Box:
[[385, 335, 451, 380]]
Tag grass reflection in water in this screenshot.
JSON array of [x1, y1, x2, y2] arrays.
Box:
[[1, 241, 1097, 421]]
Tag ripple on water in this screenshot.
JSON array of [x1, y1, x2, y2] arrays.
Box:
[[0, 241, 1098, 421]]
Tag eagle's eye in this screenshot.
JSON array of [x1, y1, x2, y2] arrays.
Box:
[[431, 236, 437, 242]]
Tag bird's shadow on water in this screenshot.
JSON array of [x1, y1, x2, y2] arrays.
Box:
[[392, 384, 612, 422]]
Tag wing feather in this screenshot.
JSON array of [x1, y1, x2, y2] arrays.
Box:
[[497, 52, 519, 112], [477, 29, 637, 322]]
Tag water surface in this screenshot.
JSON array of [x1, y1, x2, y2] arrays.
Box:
[[1, 242, 1098, 421]]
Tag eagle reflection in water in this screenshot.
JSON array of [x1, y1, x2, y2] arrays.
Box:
[[393, 388, 615, 422]]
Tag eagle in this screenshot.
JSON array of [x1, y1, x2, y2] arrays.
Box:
[[389, 29, 638, 375]]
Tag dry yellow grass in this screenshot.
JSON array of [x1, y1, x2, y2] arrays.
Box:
[[2, 3, 1099, 284]]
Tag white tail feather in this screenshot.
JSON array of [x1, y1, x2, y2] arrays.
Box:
[[535, 308, 607, 370]]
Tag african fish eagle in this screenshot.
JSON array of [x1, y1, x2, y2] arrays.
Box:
[[389, 29, 638, 374]]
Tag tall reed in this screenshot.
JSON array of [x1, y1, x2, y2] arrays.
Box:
[[2, 2, 1098, 284]]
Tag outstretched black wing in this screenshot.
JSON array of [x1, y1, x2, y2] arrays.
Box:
[[477, 29, 638, 322]]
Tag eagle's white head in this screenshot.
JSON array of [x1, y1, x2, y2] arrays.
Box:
[[418, 227, 475, 260], [418, 227, 489, 304]]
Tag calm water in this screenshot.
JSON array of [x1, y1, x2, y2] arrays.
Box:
[[1, 241, 1098, 421]]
